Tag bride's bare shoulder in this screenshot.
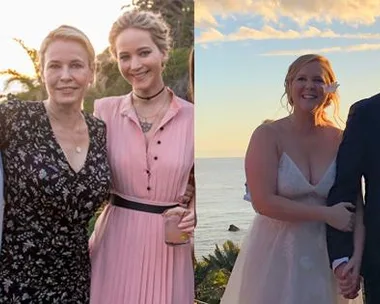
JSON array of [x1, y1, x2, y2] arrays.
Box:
[[249, 118, 287, 153], [324, 125, 343, 144]]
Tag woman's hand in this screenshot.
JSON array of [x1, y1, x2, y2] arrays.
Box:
[[177, 208, 195, 234], [325, 202, 355, 232], [335, 257, 361, 299]]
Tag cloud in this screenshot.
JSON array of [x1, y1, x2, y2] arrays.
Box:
[[196, 0, 380, 28], [196, 26, 380, 44], [228, 26, 338, 41], [195, 2, 219, 28], [196, 28, 225, 44], [261, 43, 380, 56], [196, 28, 226, 43]]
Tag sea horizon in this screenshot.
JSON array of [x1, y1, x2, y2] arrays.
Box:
[[194, 157, 255, 259]]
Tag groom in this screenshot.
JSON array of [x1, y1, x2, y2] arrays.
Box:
[[327, 92, 380, 303]]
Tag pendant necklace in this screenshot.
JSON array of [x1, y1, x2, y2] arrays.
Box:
[[46, 104, 85, 153], [132, 93, 168, 133], [134, 101, 168, 133]]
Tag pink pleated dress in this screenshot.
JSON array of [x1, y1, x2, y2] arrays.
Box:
[[89, 91, 194, 304]]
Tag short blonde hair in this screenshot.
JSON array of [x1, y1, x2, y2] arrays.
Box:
[[282, 54, 340, 126], [39, 25, 96, 73], [109, 9, 172, 60]]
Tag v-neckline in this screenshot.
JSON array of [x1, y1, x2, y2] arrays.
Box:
[[42, 102, 91, 174], [281, 152, 335, 188]]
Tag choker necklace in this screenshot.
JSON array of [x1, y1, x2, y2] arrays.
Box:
[[133, 86, 166, 100]]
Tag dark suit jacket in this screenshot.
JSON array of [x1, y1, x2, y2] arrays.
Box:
[[327, 92, 380, 275]]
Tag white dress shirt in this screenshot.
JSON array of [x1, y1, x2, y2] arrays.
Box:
[[332, 257, 349, 271]]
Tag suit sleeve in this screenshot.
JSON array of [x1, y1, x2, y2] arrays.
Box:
[[326, 102, 368, 266]]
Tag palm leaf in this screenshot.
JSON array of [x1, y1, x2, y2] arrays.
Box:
[[0, 69, 37, 91], [13, 38, 42, 85]]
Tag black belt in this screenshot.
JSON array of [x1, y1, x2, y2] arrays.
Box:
[[110, 194, 179, 214]]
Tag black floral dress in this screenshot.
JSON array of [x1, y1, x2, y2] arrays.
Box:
[[0, 98, 111, 303]]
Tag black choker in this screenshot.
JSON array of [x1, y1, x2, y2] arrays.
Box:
[[133, 86, 166, 100]]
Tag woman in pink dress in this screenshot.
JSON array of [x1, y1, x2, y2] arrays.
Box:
[[89, 9, 195, 304]]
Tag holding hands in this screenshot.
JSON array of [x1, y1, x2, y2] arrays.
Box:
[[335, 258, 361, 299], [332, 198, 364, 300]]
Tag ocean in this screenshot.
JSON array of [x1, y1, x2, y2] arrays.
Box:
[[194, 157, 255, 259]]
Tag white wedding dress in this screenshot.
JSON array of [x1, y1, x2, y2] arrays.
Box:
[[221, 153, 363, 304]]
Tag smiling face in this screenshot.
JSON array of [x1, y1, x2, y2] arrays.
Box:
[[290, 61, 328, 114], [115, 27, 166, 96], [42, 39, 94, 106]]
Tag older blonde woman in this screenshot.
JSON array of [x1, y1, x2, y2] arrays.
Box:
[[0, 25, 110, 303]]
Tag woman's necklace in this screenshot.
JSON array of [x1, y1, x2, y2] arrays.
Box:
[[133, 85, 165, 100], [46, 104, 85, 153], [132, 95, 169, 133]]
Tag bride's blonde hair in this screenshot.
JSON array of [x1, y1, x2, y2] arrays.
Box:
[[282, 54, 341, 126]]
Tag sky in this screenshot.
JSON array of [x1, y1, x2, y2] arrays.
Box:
[[0, 0, 132, 90], [195, 0, 380, 158], [2, 1, 380, 159]]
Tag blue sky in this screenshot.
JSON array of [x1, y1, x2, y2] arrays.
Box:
[[195, 0, 380, 158]]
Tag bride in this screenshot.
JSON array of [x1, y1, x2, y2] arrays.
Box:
[[221, 54, 364, 304]]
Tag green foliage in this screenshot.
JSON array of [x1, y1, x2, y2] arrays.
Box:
[[202, 240, 240, 274], [1, 69, 35, 91], [87, 202, 107, 237], [130, 0, 194, 48], [81, 46, 191, 113], [2, 2, 193, 109], [12, 38, 43, 86], [87, 206, 240, 304], [194, 240, 240, 303], [90, 211, 241, 304], [164, 47, 191, 99], [195, 268, 229, 304], [1, 42, 190, 112], [0, 38, 46, 101]]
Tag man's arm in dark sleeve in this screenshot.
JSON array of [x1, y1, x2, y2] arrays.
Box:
[[326, 101, 368, 266]]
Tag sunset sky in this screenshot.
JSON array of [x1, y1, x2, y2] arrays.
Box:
[[0, 0, 132, 90], [2, 1, 380, 159], [195, 0, 380, 158]]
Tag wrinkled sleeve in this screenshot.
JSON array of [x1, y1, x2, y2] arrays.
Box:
[[0, 96, 22, 149], [326, 101, 368, 265]]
